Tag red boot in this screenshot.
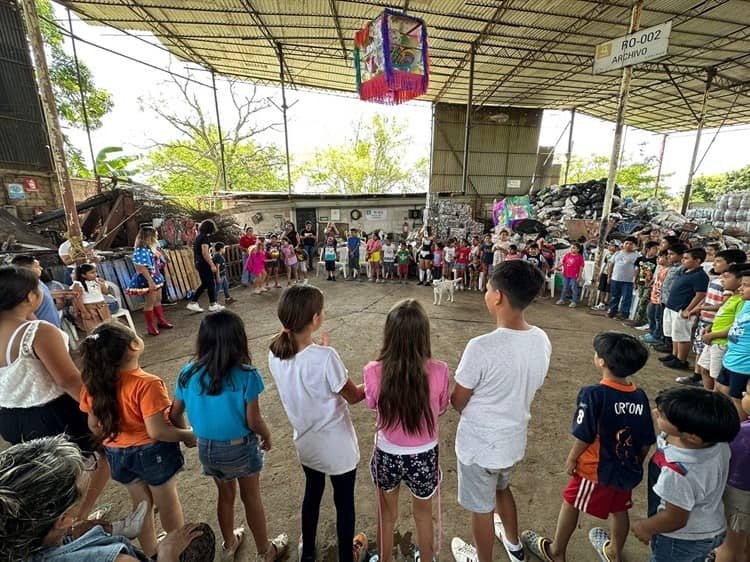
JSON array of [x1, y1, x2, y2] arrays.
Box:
[[154, 305, 173, 329], [144, 310, 159, 336]]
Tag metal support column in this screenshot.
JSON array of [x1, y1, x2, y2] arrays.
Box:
[[681, 69, 715, 215], [19, 0, 83, 245], [211, 70, 228, 199], [563, 107, 576, 185], [589, 0, 642, 307], [278, 43, 293, 197], [654, 133, 667, 199], [461, 43, 475, 196]]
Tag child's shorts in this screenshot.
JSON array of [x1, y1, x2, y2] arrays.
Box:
[[692, 320, 710, 355], [650, 532, 724, 562], [725, 484, 750, 533], [717, 366, 750, 398], [370, 445, 439, 500], [105, 441, 184, 487], [597, 273, 610, 293], [562, 474, 632, 520], [198, 433, 264, 481], [454, 263, 466, 271], [398, 264, 408, 276], [348, 255, 359, 271], [325, 260, 336, 272], [384, 261, 395, 276], [662, 308, 695, 343], [457, 459, 513, 513], [697, 343, 727, 379]]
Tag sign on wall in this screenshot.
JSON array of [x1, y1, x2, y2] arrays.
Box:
[[365, 209, 387, 220], [6, 183, 25, 199], [593, 21, 672, 74], [23, 178, 40, 192]]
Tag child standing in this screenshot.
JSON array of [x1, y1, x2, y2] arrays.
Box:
[[267, 286, 367, 562], [480, 235, 494, 287], [630, 241, 659, 327], [450, 261, 551, 562], [212, 242, 235, 305], [79, 322, 195, 557], [492, 230, 511, 270], [632, 387, 740, 561], [455, 239, 471, 287], [654, 244, 686, 353], [592, 240, 620, 311], [72, 263, 111, 332], [280, 237, 299, 286], [444, 239, 457, 281], [556, 243, 585, 308], [367, 233, 383, 283], [432, 242, 444, 281], [468, 255, 482, 291], [522, 333, 656, 562], [642, 250, 670, 346], [717, 266, 750, 419], [246, 238, 269, 295], [265, 235, 281, 289], [364, 299, 449, 562], [128, 226, 173, 334], [171, 311, 287, 561], [397, 242, 411, 284], [347, 229, 361, 281], [296, 244, 309, 283], [382, 238, 396, 282], [505, 244, 522, 261], [324, 235, 338, 281]]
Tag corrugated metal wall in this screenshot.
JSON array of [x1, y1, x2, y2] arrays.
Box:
[[430, 103, 542, 197], [0, 0, 51, 171]]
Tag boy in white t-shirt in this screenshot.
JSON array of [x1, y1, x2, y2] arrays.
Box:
[[450, 261, 552, 562], [382, 238, 396, 281]]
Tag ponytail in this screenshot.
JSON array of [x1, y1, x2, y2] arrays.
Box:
[[79, 322, 137, 442], [269, 285, 324, 360]]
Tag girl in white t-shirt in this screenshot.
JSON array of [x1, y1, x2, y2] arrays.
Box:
[[72, 263, 111, 332], [267, 285, 367, 562]]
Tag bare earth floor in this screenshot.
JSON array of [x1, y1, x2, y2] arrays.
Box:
[[10, 279, 679, 561]]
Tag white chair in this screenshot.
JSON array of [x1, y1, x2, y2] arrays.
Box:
[[580, 261, 596, 300], [546, 273, 556, 299], [336, 246, 348, 279], [316, 248, 326, 278], [105, 281, 136, 332]]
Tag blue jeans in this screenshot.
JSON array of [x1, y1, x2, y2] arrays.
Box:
[[609, 280, 634, 316], [240, 251, 250, 285], [561, 276, 579, 303], [647, 302, 663, 341], [214, 275, 230, 301], [650, 532, 725, 562], [303, 245, 316, 269]]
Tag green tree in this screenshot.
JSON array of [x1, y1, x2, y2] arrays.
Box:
[[140, 75, 285, 207], [691, 164, 750, 202], [94, 147, 139, 182], [562, 154, 663, 200], [303, 115, 428, 193], [36, 0, 113, 176]]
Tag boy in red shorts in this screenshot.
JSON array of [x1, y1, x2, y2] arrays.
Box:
[[522, 332, 656, 561]]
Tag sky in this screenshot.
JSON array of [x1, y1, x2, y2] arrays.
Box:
[[57, 5, 750, 196]]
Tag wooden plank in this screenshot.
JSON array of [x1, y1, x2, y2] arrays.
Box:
[[163, 250, 184, 301], [167, 249, 191, 298], [226, 244, 243, 283], [113, 258, 144, 311], [179, 248, 200, 289]]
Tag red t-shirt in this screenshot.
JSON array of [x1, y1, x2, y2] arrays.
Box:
[[239, 234, 257, 250], [456, 247, 471, 265]]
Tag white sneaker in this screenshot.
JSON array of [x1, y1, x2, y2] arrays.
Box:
[[110, 500, 148, 539], [494, 513, 525, 560], [591, 303, 606, 311], [635, 324, 649, 331], [186, 302, 204, 313], [569, 302, 577, 308], [208, 303, 225, 312], [451, 537, 478, 562]]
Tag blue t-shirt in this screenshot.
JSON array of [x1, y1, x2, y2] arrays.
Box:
[[176, 363, 265, 441], [572, 380, 656, 490], [724, 300, 750, 375], [347, 236, 360, 257], [35, 281, 61, 328], [666, 267, 709, 312]]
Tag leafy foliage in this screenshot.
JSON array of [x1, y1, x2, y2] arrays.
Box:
[[140, 75, 286, 207], [691, 165, 750, 202], [37, 0, 113, 174], [303, 115, 428, 194], [94, 147, 139, 180], [563, 154, 663, 200]]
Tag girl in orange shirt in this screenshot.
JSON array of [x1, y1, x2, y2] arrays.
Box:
[[79, 322, 196, 557]]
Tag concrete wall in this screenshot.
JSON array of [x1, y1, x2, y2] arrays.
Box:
[[0, 168, 61, 221]]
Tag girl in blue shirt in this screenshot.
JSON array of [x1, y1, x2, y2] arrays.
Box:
[[170, 310, 287, 561]]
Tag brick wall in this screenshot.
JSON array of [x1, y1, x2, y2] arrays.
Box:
[[0, 168, 61, 220]]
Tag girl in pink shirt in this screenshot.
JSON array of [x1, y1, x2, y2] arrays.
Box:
[[556, 243, 586, 307], [245, 237, 268, 294], [364, 299, 449, 562]]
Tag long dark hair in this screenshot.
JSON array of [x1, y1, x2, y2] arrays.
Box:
[[79, 322, 137, 442], [269, 285, 324, 360], [0, 266, 39, 312], [75, 263, 97, 292], [377, 299, 434, 436], [180, 310, 252, 395]]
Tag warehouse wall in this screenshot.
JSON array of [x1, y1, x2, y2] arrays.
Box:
[[1, 168, 61, 220], [430, 103, 543, 197]]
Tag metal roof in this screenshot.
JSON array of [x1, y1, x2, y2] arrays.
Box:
[[57, 0, 750, 133]]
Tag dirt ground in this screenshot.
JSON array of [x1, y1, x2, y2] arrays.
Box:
[[10, 278, 682, 561]]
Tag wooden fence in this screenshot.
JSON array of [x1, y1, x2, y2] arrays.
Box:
[[45, 244, 247, 312]]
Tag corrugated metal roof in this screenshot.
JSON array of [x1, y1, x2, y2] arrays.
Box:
[[56, 0, 750, 133]]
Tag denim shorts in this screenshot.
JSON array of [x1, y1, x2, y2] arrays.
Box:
[[370, 445, 439, 500], [650, 532, 724, 562], [105, 441, 184, 487], [198, 433, 264, 481]]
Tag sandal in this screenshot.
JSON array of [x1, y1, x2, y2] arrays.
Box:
[[588, 528, 612, 562], [222, 527, 246, 562], [87, 503, 112, 521], [521, 530, 554, 562], [256, 532, 288, 562]]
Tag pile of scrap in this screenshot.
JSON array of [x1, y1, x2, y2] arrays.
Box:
[[531, 180, 623, 227], [426, 197, 484, 241], [0, 208, 55, 252]]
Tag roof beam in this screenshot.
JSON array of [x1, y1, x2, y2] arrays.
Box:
[[328, 0, 348, 62], [238, 0, 296, 88]]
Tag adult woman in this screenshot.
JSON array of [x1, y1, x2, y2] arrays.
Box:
[[300, 221, 317, 270], [127, 227, 173, 335], [187, 220, 223, 313], [284, 222, 299, 247], [239, 226, 257, 286], [0, 436, 214, 561], [416, 226, 434, 285], [0, 266, 109, 520]]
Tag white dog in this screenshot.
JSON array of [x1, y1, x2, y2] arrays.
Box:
[[433, 278, 462, 305]]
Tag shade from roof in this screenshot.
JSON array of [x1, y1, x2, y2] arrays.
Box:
[[57, 0, 750, 133]]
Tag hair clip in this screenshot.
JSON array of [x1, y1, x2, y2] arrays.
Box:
[[86, 333, 100, 341]]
